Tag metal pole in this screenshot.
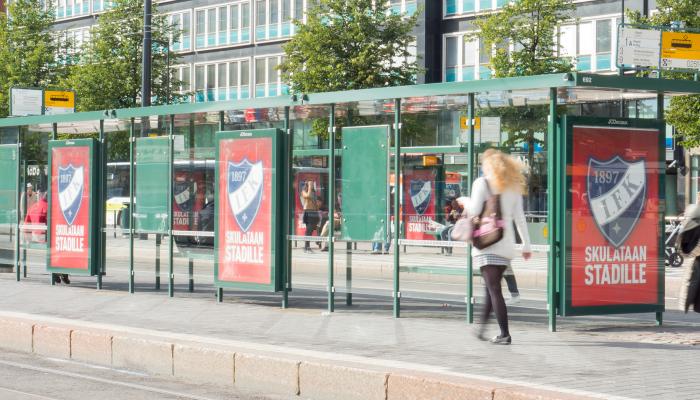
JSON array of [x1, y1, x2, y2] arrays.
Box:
[[155, 233, 161, 289], [217, 112, 224, 303], [282, 106, 291, 308], [327, 104, 336, 312], [656, 92, 664, 327], [97, 119, 105, 290], [393, 99, 401, 318], [14, 128, 21, 282], [547, 87, 557, 332], [142, 0, 152, 115], [188, 258, 194, 292], [168, 114, 175, 297], [129, 119, 135, 293], [466, 93, 475, 323]]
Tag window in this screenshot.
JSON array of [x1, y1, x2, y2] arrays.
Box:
[[195, 1, 251, 50], [443, 33, 492, 82], [56, 0, 91, 19], [255, 0, 305, 41], [169, 11, 192, 52], [388, 0, 417, 16], [559, 25, 576, 59], [194, 59, 251, 102], [92, 0, 112, 13], [60, 27, 91, 63], [558, 18, 616, 73], [444, 0, 501, 16], [254, 55, 288, 97], [596, 19, 612, 70], [172, 65, 192, 95], [577, 22, 594, 71]]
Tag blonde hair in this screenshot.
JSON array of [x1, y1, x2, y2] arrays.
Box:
[[481, 149, 526, 193]]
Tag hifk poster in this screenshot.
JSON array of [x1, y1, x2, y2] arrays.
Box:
[[404, 168, 437, 240], [569, 124, 661, 307], [217, 137, 272, 284], [50, 145, 91, 270], [294, 172, 322, 235], [173, 170, 205, 231]]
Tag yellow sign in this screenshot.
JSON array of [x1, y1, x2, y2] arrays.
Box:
[[44, 90, 75, 115], [661, 31, 700, 70], [422, 155, 439, 166], [459, 116, 481, 130]]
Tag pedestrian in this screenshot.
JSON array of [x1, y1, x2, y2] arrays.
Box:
[[20, 183, 37, 220], [470, 149, 531, 345], [301, 181, 320, 253]]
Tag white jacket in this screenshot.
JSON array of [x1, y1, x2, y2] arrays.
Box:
[[468, 177, 531, 260]]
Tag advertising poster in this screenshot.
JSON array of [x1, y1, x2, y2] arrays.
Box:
[[173, 170, 206, 231], [294, 172, 322, 235], [566, 119, 663, 313], [404, 168, 436, 240], [49, 143, 93, 272], [217, 136, 273, 285]]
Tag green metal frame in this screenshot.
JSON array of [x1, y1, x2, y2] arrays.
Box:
[[46, 138, 100, 276], [213, 128, 284, 292], [558, 116, 666, 318]]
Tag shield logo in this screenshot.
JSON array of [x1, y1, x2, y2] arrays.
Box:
[[587, 156, 646, 248], [58, 164, 84, 226], [227, 158, 264, 232], [174, 180, 195, 212], [410, 180, 432, 215]]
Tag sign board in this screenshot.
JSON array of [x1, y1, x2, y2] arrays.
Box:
[[341, 125, 389, 241], [617, 27, 661, 68], [661, 31, 700, 70], [214, 129, 283, 291], [403, 167, 437, 240], [0, 145, 18, 225], [10, 88, 43, 117], [134, 137, 170, 233], [44, 90, 75, 115], [560, 117, 664, 316], [479, 117, 501, 143], [459, 116, 480, 130], [47, 139, 100, 275]]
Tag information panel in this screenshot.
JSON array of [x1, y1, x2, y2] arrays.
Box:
[[561, 117, 664, 316], [134, 137, 170, 233], [47, 139, 99, 275], [403, 167, 437, 240], [0, 145, 18, 225], [661, 31, 700, 71], [341, 125, 389, 241], [214, 129, 283, 291]]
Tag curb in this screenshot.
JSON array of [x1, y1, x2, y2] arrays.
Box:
[[0, 312, 606, 400]]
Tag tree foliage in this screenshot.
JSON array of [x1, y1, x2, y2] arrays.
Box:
[[280, 0, 421, 94], [62, 0, 181, 111], [0, 0, 68, 117], [628, 0, 700, 147]]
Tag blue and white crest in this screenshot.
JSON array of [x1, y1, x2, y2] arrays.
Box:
[[227, 159, 264, 232], [57, 164, 84, 226], [174, 180, 195, 212], [409, 180, 432, 215], [587, 156, 646, 248]]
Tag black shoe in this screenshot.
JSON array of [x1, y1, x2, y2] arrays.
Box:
[[53, 274, 61, 284], [321, 247, 328, 252], [489, 335, 511, 345], [473, 326, 487, 341], [61, 275, 70, 284], [304, 248, 313, 253]]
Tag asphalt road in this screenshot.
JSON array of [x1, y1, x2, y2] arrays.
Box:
[[0, 350, 278, 400]]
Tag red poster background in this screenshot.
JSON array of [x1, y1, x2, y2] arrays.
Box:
[[570, 126, 660, 307], [50, 146, 91, 270], [294, 172, 322, 235], [403, 168, 436, 240], [173, 170, 205, 231], [217, 138, 272, 284]]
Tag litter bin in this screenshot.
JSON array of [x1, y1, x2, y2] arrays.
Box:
[[119, 204, 130, 233]]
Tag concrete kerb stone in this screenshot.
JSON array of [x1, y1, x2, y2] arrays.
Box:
[[112, 335, 173, 376], [70, 329, 113, 367], [299, 362, 388, 400], [173, 344, 234, 386], [387, 373, 494, 400], [33, 324, 71, 359], [0, 319, 34, 353], [493, 385, 602, 400], [234, 353, 300, 396]]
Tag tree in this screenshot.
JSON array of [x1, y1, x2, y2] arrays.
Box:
[[0, 0, 68, 117], [473, 0, 575, 202], [280, 0, 421, 94], [628, 0, 700, 147], [62, 0, 181, 111]]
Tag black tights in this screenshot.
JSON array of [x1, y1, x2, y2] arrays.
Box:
[[480, 265, 509, 338]]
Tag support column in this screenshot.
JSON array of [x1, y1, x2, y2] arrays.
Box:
[[466, 93, 475, 324], [547, 88, 558, 332], [129, 119, 135, 293], [14, 128, 22, 282], [97, 119, 105, 290], [168, 114, 175, 298], [327, 104, 336, 312], [283, 106, 291, 308], [393, 99, 402, 318], [656, 92, 664, 327]]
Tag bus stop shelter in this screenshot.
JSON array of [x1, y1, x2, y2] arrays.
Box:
[[0, 72, 698, 332]]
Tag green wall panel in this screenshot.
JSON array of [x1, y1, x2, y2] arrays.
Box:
[[0, 145, 18, 225], [341, 126, 389, 241], [134, 137, 170, 232]]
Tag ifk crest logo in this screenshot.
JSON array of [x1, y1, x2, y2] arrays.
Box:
[[58, 164, 84, 226], [587, 156, 646, 248], [410, 180, 432, 215], [227, 159, 264, 232], [174, 180, 195, 212]]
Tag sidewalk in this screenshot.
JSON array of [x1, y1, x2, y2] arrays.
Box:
[[0, 277, 698, 400]]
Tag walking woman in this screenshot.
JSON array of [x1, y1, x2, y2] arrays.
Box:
[[470, 149, 531, 345]]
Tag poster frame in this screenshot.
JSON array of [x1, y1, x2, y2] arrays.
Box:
[[559, 116, 665, 317]]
